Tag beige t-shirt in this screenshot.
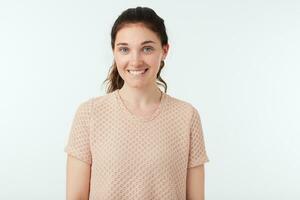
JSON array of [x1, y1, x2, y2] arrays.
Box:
[[64, 89, 209, 200]]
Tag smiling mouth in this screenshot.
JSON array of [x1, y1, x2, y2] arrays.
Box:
[[127, 68, 148, 75]]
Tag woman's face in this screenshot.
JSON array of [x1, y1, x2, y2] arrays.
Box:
[[113, 23, 169, 89]]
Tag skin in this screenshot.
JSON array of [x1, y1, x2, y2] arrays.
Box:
[[66, 22, 205, 200], [113, 23, 169, 114], [66, 155, 91, 200], [186, 165, 206, 200]]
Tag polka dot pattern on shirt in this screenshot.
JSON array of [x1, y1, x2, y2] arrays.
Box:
[[64, 89, 209, 200]]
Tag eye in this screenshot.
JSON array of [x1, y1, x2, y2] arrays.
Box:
[[143, 46, 154, 53], [119, 47, 129, 54]]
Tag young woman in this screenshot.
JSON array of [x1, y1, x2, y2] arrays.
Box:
[[65, 6, 209, 200]]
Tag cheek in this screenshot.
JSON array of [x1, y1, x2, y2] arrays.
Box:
[[114, 53, 161, 70], [114, 55, 127, 69], [146, 57, 161, 69]]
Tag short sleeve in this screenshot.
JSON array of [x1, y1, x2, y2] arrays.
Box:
[[187, 107, 209, 168], [64, 100, 93, 165]]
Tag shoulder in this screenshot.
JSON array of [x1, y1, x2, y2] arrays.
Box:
[[75, 91, 116, 113], [165, 93, 199, 119]]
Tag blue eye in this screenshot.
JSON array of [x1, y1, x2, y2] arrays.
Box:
[[143, 47, 153, 53], [119, 47, 129, 54]]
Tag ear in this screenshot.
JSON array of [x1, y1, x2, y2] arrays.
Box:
[[162, 44, 170, 60]]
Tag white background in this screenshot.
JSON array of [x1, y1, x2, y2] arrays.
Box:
[[0, 0, 299, 199]]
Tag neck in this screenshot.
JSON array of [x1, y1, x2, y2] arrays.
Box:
[[118, 84, 162, 109]]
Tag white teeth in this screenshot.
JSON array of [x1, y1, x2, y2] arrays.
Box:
[[128, 69, 147, 75]]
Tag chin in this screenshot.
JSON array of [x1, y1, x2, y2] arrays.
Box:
[[125, 81, 150, 89]]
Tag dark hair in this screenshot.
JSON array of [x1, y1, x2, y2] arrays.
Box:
[[102, 6, 169, 93]]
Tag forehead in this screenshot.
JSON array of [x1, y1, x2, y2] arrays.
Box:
[[115, 24, 160, 45]]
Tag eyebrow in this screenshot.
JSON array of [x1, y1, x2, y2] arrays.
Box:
[[116, 40, 156, 46]]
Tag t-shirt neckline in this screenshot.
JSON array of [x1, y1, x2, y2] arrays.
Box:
[[113, 89, 167, 123]]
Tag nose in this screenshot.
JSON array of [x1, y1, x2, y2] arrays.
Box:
[[129, 51, 143, 67]]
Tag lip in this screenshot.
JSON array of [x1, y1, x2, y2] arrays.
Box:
[[127, 68, 149, 76], [127, 68, 148, 72]]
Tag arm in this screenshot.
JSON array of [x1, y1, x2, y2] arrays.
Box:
[[66, 155, 91, 200], [186, 164, 205, 200]]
